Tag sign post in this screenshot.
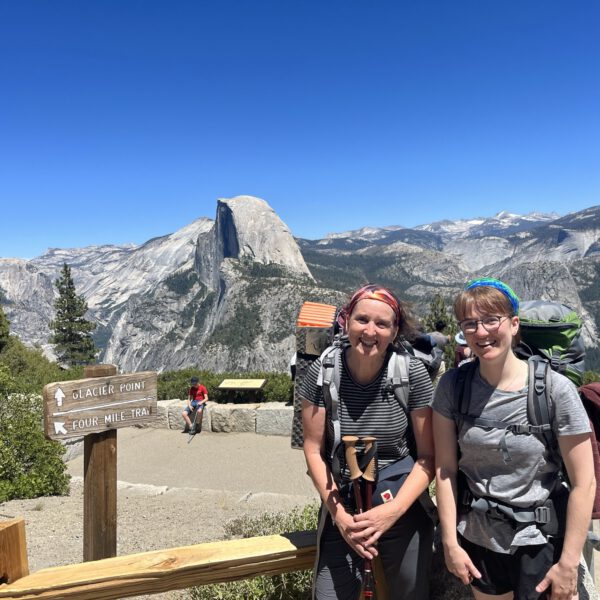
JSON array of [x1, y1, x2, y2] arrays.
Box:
[[43, 365, 157, 561], [83, 365, 116, 562]]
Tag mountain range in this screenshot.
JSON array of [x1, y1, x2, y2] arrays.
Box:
[[1, 196, 599, 373]]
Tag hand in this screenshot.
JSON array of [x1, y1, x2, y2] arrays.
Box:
[[443, 543, 481, 585], [536, 561, 578, 600], [334, 510, 377, 559], [351, 502, 399, 550]]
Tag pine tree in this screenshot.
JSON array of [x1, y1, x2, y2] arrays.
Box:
[[0, 303, 10, 353], [423, 293, 457, 366], [49, 263, 97, 366]]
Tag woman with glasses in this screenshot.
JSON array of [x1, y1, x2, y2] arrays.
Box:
[[432, 278, 594, 600]]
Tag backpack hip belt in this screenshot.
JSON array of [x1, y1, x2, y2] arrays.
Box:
[[459, 482, 567, 536]]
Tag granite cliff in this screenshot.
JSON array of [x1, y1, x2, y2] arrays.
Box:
[[1, 198, 599, 372]]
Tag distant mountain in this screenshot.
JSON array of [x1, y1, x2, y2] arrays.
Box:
[[416, 210, 559, 238], [1, 198, 599, 372]]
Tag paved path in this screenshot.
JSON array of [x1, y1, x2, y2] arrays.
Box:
[[67, 427, 318, 498]]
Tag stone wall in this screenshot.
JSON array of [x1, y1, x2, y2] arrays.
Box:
[[157, 400, 293, 436], [60, 400, 294, 462]]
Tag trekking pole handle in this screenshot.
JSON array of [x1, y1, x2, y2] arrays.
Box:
[[342, 435, 362, 481], [361, 436, 377, 483]]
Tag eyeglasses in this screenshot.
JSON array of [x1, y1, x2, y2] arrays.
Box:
[[459, 315, 510, 334]]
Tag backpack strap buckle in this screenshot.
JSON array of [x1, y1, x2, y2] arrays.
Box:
[[512, 424, 533, 434], [534, 505, 551, 525]]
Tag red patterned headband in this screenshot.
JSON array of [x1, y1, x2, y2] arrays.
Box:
[[337, 284, 401, 330]]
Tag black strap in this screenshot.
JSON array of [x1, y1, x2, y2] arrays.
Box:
[[357, 441, 378, 474], [454, 360, 477, 431], [527, 356, 555, 451]]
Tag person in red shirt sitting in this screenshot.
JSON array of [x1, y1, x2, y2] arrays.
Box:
[[182, 376, 209, 434]]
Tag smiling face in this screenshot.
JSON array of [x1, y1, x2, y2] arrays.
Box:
[[454, 284, 521, 366], [346, 298, 398, 360], [461, 307, 519, 364]]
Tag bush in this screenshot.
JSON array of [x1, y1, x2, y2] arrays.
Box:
[[583, 370, 600, 385], [158, 369, 293, 403], [0, 336, 84, 394], [0, 367, 70, 502], [188, 502, 319, 600]]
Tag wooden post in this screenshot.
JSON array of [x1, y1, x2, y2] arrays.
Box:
[[0, 518, 29, 584], [83, 364, 118, 562]]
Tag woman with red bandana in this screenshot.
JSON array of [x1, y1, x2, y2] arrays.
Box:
[[433, 278, 594, 600], [300, 284, 435, 599]]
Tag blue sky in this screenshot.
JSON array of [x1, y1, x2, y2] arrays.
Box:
[[1, 1, 599, 259]]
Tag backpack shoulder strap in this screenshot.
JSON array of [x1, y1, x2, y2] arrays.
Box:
[[320, 344, 343, 481], [386, 349, 411, 417], [454, 359, 478, 425], [527, 355, 555, 451]]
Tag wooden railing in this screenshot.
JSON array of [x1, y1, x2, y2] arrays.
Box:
[[0, 519, 316, 600]]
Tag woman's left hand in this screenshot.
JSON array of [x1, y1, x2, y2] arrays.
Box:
[[350, 502, 399, 549], [536, 561, 578, 600]]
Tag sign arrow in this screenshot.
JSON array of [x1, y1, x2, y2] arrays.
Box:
[[54, 422, 68, 435], [55, 387, 65, 407]]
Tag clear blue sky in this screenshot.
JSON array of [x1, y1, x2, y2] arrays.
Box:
[[1, 1, 599, 259]]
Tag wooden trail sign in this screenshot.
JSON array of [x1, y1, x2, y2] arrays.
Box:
[[43, 371, 157, 440]]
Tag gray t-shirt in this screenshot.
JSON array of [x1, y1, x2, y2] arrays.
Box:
[[432, 365, 590, 553]]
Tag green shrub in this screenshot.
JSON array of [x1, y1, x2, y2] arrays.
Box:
[[0, 371, 70, 502], [158, 369, 293, 404], [583, 370, 600, 385], [262, 372, 294, 404], [0, 336, 84, 393], [188, 502, 319, 600]]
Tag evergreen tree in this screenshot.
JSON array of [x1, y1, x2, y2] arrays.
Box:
[[0, 303, 9, 353], [423, 293, 457, 366], [423, 293, 452, 332], [49, 263, 97, 366]]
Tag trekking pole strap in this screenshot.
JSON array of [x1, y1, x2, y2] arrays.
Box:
[[358, 442, 378, 476]]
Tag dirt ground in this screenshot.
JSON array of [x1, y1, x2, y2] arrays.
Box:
[[0, 429, 319, 600], [2, 428, 598, 599]]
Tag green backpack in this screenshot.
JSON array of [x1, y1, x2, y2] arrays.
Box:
[[514, 300, 585, 386]]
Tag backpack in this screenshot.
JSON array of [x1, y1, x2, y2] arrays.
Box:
[[514, 300, 585, 387], [290, 300, 434, 449], [291, 302, 339, 450], [454, 356, 568, 535], [412, 346, 444, 380], [578, 382, 600, 519], [454, 299, 597, 534]]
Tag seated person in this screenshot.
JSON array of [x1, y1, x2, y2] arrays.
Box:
[[182, 376, 208, 433]]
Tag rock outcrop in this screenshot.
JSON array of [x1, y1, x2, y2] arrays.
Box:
[[1, 199, 599, 372]]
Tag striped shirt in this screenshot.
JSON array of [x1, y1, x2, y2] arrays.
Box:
[[299, 348, 433, 482]]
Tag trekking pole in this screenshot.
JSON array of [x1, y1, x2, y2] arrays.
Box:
[[343, 436, 364, 513], [187, 406, 200, 444], [359, 436, 378, 600]]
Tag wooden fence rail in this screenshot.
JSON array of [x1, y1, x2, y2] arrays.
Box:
[[0, 519, 316, 600]]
